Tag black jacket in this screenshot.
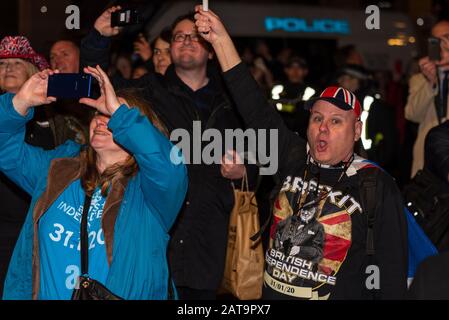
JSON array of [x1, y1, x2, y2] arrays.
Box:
[[81, 31, 255, 290], [222, 62, 408, 299], [425, 120, 449, 184], [407, 251, 449, 299]]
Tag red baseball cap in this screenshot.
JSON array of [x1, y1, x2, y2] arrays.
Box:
[[304, 86, 361, 118]]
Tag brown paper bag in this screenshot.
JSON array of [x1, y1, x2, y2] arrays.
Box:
[[220, 172, 264, 300]]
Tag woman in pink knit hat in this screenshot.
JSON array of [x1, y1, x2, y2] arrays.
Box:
[[0, 36, 49, 93], [0, 36, 52, 298]]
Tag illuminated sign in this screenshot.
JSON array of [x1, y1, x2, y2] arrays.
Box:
[[265, 17, 351, 34]]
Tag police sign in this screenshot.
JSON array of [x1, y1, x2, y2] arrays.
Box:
[[265, 17, 350, 35]]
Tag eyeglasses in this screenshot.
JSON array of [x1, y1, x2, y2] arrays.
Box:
[[172, 33, 200, 43]]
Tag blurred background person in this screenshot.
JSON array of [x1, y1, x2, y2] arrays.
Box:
[[275, 47, 293, 82], [419, 120, 449, 251], [133, 28, 172, 76], [240, 45, 274, 96], [0, 35, 51, 297], [334, 44, 364, 68], [254, 40, 284, 81], [425, 120, 449, 184], [405, 20, 449, 178], [335, 64, 398, 174], [109, 53, 133, 79], [132, 63, 149, 79], [269, 56, 316, 140], [49, 40, 79, 73]]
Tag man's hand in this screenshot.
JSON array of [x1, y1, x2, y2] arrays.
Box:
[[134, 33, 152, 62], [193, 5, 241, 72], [79, 65, 122, 116], [94, 6, 122, 37], [419, 56, 437, 86], [221, 150, 246, 180], [194, 5, 230, 45], [12, 69, 57, 116]]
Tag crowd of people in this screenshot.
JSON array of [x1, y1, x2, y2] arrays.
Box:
[[0, 3, 448, 300]]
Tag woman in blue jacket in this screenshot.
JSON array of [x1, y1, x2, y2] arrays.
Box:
[[0, 66, 188, 299]]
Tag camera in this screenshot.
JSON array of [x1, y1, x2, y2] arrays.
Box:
[[111, 8, 140, 27], [428, 37, 441, 62]]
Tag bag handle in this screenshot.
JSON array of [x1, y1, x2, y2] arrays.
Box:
[[231, 169, 249, 193], [241, 169, 249, 192], [80, 194, 92, 276]]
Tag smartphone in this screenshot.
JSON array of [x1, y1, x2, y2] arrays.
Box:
[[111, 8, 140, 27], [428, 37, 441, 61], [47, 73, 92, 99]]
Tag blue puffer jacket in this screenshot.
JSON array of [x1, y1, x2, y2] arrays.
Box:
[[0, 93, 188, 300]]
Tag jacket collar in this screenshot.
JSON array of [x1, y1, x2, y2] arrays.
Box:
[[164, 61, 225, 93]]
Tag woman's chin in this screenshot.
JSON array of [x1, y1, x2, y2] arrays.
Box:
[[2, 83, 21, 94], [90, 136, 110, 149]]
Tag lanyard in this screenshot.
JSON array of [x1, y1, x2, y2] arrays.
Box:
[[295, 153, 355, 219]]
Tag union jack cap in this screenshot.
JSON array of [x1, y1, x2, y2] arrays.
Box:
[[304, 86, 361, 118]]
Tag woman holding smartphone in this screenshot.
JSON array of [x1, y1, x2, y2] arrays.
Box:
[[0, 66, 187, 299]]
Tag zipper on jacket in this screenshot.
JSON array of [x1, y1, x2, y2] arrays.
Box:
[[205, 100, 231, 130]]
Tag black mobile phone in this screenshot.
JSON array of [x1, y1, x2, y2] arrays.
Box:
[[428, 37, 441, 61], [111, 9, 140, 27], [47, 73, 92, 99]]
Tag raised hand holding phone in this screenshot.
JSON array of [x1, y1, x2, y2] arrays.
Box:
[[428, 37, 441, 62], [194, 5, 229, 44], [200, 1, 210, 34], [94, 6, 122, 37], [111, 8, 141, 27], [80, 66, 122, 116], [47, 73, 92, 99], [194, 5, 241, 72], [13, 69, 57, 116]]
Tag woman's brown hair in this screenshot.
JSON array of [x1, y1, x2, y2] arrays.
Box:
[[80, 88, 168, 197]]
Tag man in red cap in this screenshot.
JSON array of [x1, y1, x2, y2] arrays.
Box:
[[303, 86, 362, 167], [194, 6, 409, 300]]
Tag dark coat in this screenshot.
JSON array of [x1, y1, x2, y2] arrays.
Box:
[[425, 120, 449, 184], [408, 251, 449, 299]]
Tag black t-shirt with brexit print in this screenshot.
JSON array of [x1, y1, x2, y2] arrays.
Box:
[[263, 156, 377, 300]]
